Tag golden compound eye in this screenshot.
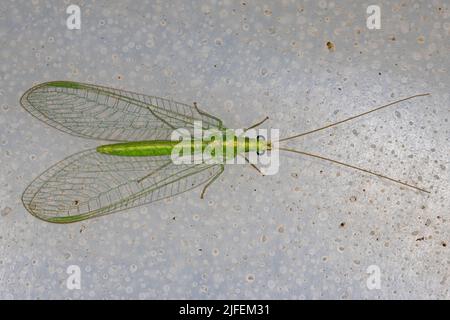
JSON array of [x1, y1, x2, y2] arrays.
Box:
[[256, 135, 266, 156]]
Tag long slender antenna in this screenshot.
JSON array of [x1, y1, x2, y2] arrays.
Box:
[[278, 93, 430, 143], [279, 147, 430, 193]]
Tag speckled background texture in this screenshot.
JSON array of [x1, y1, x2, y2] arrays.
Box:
[[1, 0, 449, 299]]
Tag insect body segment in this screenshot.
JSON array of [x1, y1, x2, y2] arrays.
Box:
[[97, 135, 269, 159]]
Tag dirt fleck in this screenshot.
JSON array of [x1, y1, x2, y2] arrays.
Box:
[[1, 207, 12, 217], [326, 41, 335, 52]]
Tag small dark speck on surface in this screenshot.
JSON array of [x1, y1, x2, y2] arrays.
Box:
[[326, 41, 335, 52]]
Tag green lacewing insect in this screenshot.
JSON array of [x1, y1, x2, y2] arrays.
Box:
[[20, 81, 430, 223]]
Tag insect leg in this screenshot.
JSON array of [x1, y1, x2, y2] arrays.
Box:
[[137, 161, 173, 184], [193, 102, 224, 129], [244, 116, 269, 132], [239, 154, 264, 176], [200, 165, 225, 199]]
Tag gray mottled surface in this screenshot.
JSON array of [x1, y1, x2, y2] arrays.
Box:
[[0, 0, 449, 299]]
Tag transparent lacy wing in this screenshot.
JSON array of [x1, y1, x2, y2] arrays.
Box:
[[22, 149, 222, 223], [20, 81, 224, 141]]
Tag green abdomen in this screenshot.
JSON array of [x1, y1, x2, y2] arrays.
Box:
[[97, 140, 179, 156]]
